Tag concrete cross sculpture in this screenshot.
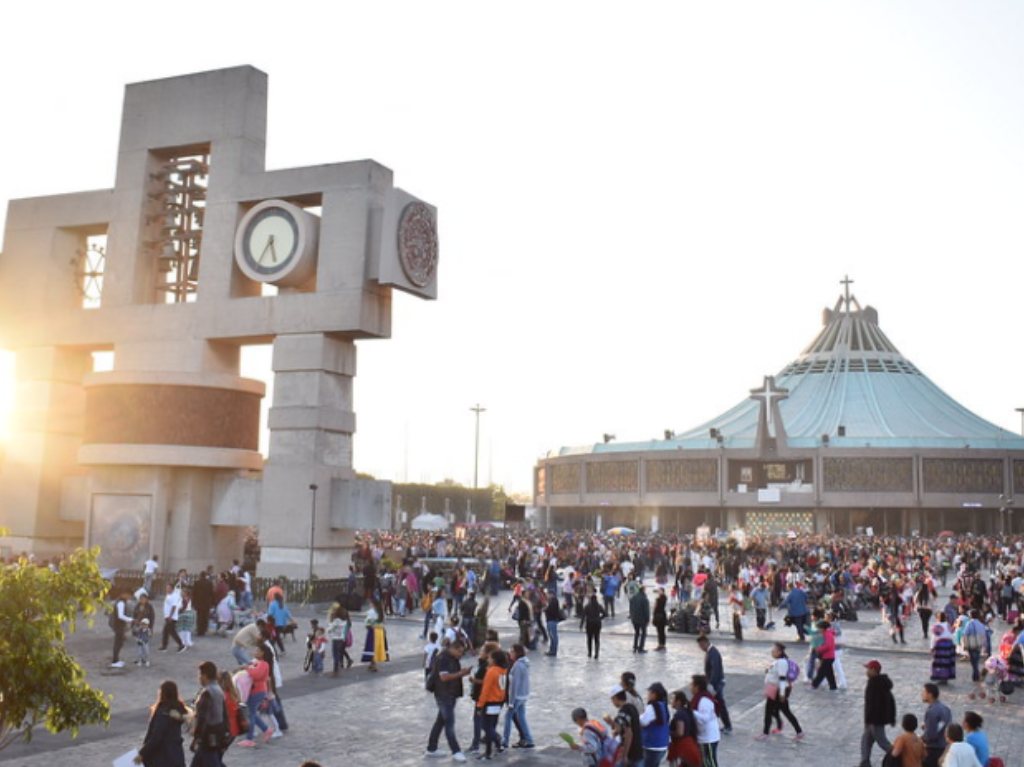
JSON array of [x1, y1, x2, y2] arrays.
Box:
[[0, 67, 437, 575]]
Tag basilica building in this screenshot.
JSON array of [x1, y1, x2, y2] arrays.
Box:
[[534, 286, 1023, 537]]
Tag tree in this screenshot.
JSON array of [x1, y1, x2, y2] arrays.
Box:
[[0, 546, 112, 751]]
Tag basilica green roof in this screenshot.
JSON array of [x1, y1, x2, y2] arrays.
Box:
[[556, 286, 1024, 456]]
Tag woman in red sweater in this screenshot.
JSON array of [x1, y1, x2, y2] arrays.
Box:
[[238, 645, 273, 746], [810, 619, 838, 690], [477, 649, 510, 760]]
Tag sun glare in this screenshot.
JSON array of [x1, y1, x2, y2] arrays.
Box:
[[0, 350, 13, 445]]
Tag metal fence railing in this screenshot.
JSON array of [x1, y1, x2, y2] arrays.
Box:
[[107, 570, 363, 607]]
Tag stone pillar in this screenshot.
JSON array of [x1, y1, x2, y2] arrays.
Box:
[[257, 333, 356, 578], [0, 347, 91, 557]]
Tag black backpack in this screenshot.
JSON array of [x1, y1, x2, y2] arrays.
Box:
[[425, 650, 442, 693]]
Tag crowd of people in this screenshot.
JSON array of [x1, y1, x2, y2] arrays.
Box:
[[12, 527, 1024, 767]]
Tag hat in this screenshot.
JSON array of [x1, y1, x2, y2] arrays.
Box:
[[864, 659, 882, 672], [609, 684, 625, 698]]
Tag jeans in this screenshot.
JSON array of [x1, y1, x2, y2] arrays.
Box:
[[763, 695, 801, 734], [482, 712, 500, 757], [643, 749, 667, 767], [968, 648, 982, 681], [246, 691, 270, 739], [470, 707, 483, 750], [712, 682, 732, 730], [756, 607, 766, 629], [502, 698, 534, 746], [586, 625, 601, 658], [547, 620, 559, 654], [860, 724, 891, 767], [633, 622, 647, 652], [160, 618, 183, 650], [427, 695, 461, 754], [232, 644, 251, 666]]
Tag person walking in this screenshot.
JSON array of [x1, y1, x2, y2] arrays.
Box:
[[607, 684, 644, 767], [929, 617, 957, 684], [689, 675, 721, 767], [640, 682, 671, 767], [921, 683, 952, 767], [653, 589, 669, 651], [190, 661, 228, 766], [502, 643, 535, 749], [237, 646, 274, 747], [110, 589, 134, 668], [424, 638, 471, 762], [476, 648, 510, 761], [580, 594, 606, 660], [961, 712, 989, 767], [810, 619, 838, 690], [781, 582, 810, 642], [158, 583, 185, 653], [696, 635, 732, 734], [143, 555, 159, 596], [544, 595, 563, 657], [961, 610, 986, 683], [890, 714, 925, 767], [361, 598, 388, 673], [631, 584, 651, 654], [755, 642, 803, 741], [192, 572, 213, 638], [915, 581, 935, 640], [134, 680, 187, 767], [939, 725, 983, 767], [859, 660, 897, 767], [751, 580, 770, 631]]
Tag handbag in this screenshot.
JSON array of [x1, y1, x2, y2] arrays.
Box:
[[763, 683, 779, 699], [484, 704, 502, 715], [235, 703, 250, 734]]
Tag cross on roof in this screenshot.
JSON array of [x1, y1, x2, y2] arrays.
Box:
[[841, 275, 854, 310], [749, 375, 789, 432]]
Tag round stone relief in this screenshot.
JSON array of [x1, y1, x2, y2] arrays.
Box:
[[397, 202, 439, 287]]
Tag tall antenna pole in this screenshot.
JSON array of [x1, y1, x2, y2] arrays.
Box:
[[470, 404, 486, 489]]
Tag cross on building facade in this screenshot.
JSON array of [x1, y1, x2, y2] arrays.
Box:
[[0, 67, 438, 575]]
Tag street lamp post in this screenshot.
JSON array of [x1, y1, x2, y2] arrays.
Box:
[[1016, 407, 1024, 436], [470, 404, 486, 489], [308, 483, 318, 590]]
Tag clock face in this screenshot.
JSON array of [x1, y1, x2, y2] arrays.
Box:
[[243, 208, 299, 274], [234, 199, 319, 286]]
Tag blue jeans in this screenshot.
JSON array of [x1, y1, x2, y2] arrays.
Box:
[[232, 645, 251, 666], [643, 749, 667, 767], [547, 620, 559, 655], [502, 699, 533, 746], [968, 648, 982, 682], [427, 695, 460, 754], [246, 691, 270, 739]]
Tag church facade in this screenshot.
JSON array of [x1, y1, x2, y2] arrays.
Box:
[[533, 286, 1023, 537]]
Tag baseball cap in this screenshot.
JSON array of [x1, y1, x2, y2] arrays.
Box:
[[864, 659, 882, 672], [609, 684, 625, 697]]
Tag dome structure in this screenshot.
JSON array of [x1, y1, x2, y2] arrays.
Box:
[[535, 282, 1023, 537]]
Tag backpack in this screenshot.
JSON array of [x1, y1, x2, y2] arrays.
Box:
[[582, 721, 620, 767], [786, 658, 800, 683], [425, 650, 442, 693]]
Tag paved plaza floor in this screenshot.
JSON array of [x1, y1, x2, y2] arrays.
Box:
[[4, 588, 1022, 767]]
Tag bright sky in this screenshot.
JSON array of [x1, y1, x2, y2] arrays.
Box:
[[1, 1, 1023, 494]]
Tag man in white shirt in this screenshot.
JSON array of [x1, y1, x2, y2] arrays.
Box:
[[110, 590, 134, 668], [143, 555, 159, 595], [158, 582, 185, 652]]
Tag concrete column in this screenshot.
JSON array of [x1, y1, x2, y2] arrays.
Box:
[[258, 333, 357, 577], [0, 347, 91, 556]]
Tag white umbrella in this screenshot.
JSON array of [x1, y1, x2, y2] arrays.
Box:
[[410, 512, 450, 531]]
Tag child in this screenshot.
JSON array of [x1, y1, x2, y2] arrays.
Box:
[[423, 630, 440, 682], [311, 627, 328, 675], [304, 619, 320, 673], [135, 617, 152, 667]]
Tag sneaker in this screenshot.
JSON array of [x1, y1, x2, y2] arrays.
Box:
[[467, 746, 479, 754], [177, 646, 187, 654], [771, 728, 783, 735], [271, 730, 284, 739], [794, 733, 805, 741], [109, 661, 125, 668], [237, 740, 256, 747], [452, 753, 467, 763], [722, 728, 733, 735], [143, 661, 151, 667], [520, 743, 534, 749], [425, 751, 447, 759]]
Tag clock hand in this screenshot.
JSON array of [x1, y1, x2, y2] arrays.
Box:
[[269, 236, 278, 265], [258, 236, 273, 265]]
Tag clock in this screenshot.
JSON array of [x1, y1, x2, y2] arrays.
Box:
[[234, 199, 319, 287]]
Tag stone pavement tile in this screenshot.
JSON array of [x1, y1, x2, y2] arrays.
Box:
[[4, 589, 1022, 767]]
